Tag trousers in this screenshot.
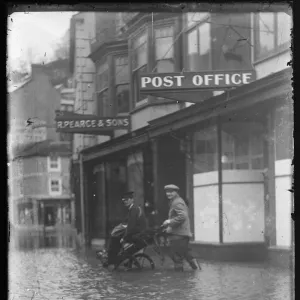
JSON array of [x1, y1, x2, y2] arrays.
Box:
[[169, 235, 195, 268]]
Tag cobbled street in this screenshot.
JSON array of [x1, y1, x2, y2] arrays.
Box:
[[9, 247, 293, 300]]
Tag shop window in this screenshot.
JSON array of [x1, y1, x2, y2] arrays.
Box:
[[254, 12, 291, 61], [132, 30, 148, 105], [193, 127, 218, 174], [186, 16, 211, 71], [115, 55, 129, 114], [154, 26, 175, 73], [49, 179, 62, 195], [83, 135, 95, 147], [221, 122, 264, 171], [275, 105, 293, 161], [48, 156, 61, 171], [18, 203, 33, 225]]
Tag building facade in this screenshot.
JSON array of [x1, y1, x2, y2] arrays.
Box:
[[8, 63, 76, 249], [67, 11, 292, 266]]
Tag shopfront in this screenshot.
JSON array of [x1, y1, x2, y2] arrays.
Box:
[[76, 67, 292, 263]]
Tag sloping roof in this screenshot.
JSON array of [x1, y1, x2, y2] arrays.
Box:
[[8, 76, 32, 93], [12, 140, 72, 160]]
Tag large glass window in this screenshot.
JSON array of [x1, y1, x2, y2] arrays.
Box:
[[186, 15, 211, 71], [132, 31, 148, 104], [96, 62, 109, 117], [221, 122, 264, 171], [193, 127, 218, 174], [255, 12, 292, 61], [154, 26, 174, 73], [18, 203, 34, 225], [115, 55, 129, 113]]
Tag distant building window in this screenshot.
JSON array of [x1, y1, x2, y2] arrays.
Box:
[[18, 203, 33, 225], [254, 12, 291, 61], [48, 157, 61, 171], [154, 26, 175, 73], [49, 179, 62, 195], [115, 55, 129, 114], [186, 18, 211, 71], [132, 30, 148, 104]]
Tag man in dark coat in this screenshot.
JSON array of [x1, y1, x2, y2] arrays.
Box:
[[162, 184, 201, 271], [104, 191, 147, 267], [120, 191, 147, 243]]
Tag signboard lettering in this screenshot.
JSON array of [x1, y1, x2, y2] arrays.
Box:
[[140, 70, 256, 92], [55, 114, 130, 134]]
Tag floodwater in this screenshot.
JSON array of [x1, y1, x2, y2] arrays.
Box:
[[9, 246, 293, 300]]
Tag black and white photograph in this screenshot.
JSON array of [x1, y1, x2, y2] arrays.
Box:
[[7, 3, 293, 300]]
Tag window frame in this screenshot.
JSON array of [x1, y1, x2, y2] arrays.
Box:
[[47, 156, 61, 172], [254, 12, 291, 62], [96, 87, 109, 117], [131, 29, 148, 105], [115, 54, 130, 114], [185, 13, 212, 72], [49, 178, 62, 195], [153, 25, 175, 73]]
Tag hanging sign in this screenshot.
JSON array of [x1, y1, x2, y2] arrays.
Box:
[[55, 111, 130, 134], [139, 70, 256, 92]]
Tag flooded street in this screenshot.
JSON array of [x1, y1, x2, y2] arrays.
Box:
[[9, 247, 292, 300]]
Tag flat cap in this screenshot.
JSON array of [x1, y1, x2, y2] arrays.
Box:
[[122, 191, 134, 199], [164, 184, 180, 191]]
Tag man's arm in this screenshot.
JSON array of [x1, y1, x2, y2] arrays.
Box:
[[168, 202, 187, 227]]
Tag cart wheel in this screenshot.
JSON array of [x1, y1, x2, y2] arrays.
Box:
[[130, 253, 155, 270]]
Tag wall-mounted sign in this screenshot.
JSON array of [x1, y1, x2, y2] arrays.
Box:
[[139, 70, 256, 92], [55, 112, 130, 134]]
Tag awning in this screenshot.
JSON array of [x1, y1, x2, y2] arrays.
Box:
[[81, 67, 292, 162]]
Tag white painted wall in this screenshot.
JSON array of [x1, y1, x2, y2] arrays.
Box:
[[222, 183, 264, 243], [194, 184, 219, 243], [275, 159, 292, 247]]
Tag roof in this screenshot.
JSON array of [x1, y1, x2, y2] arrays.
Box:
[[8, 76, 32, 93], [80, 67, 292, 162], [12, 140, 72, 160]]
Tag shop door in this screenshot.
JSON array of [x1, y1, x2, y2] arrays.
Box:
[[44, 206, 56, 227]]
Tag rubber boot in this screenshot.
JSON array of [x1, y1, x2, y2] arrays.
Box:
[[188, 258, 201, 270]]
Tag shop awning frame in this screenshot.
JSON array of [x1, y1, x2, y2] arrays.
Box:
[[81, 67, 292, 162]]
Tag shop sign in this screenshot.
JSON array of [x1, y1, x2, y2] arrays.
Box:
[[139, 70, 256, 92], [55, 112, 130, 133]]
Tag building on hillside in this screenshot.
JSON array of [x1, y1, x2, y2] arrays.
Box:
[[9, 140, 75, 249], [64, 10, 292, 268], [8, 64, 62, 154]]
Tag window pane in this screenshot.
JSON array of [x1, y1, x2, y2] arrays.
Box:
[[258, 13, 275, 57], [199, 23, 211, 70], [277, 12, 292, 46], [156, 59, 174, 73], [132, 32, 148, 69], [193, 127, 218, 174], [116, 64, 129, 84], [97, 90, 109, 116], [187, 13, 209, 27], [187, 29, 199, 71], [116, 84, 130, 113], [199, 23, 210, 55], [156, 36, 173, 60]]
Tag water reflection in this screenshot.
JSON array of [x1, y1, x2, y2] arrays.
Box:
[[9, 247, 292, 300]]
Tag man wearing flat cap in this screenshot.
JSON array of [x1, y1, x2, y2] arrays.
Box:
[[162, 184, 201, 271], [120, 191, 147, 244]]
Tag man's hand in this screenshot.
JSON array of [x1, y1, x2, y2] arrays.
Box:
[[162, 219, 171, 227]]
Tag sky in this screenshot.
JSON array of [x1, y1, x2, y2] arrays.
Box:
[[7, 11, 77, 71]]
